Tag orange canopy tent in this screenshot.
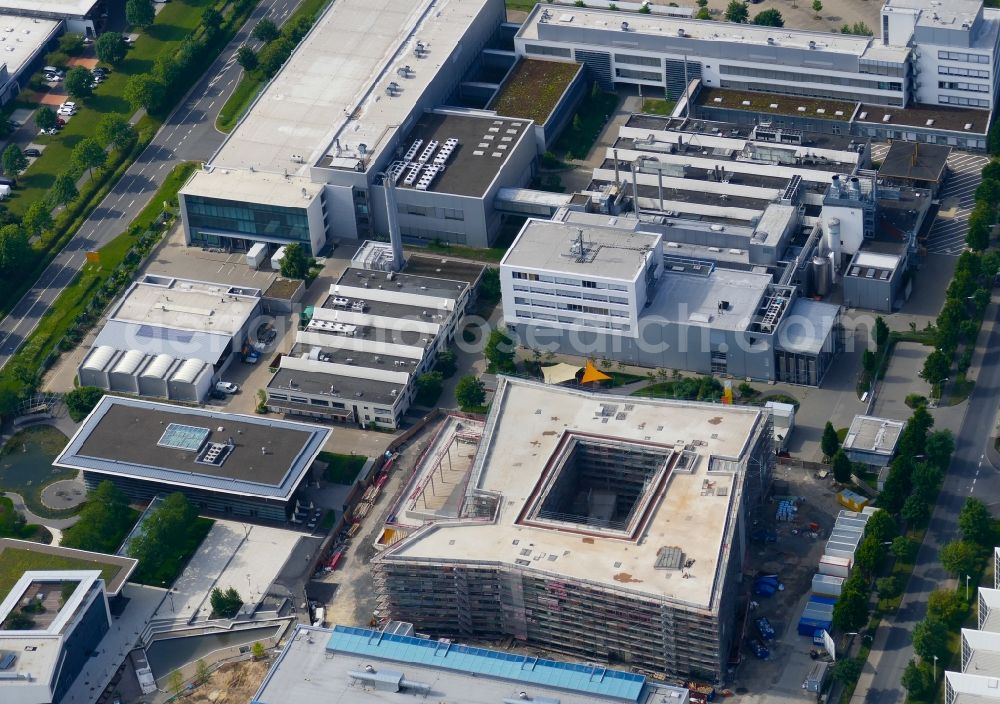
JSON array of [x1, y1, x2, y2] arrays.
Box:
[[580, 360, 612, 384]]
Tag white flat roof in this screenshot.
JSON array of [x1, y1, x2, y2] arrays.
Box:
[[647, 266, 772, 333], [0, 570, 102, 634], [108, 276, 260, 335], [843, 415, 904, 455], [210, 0, 493, 176], [964, 629, 1000, 676], [0, 0, 97, 16], [854, 251, 902, 271], [518, 4, 876, 55], [981, 588, 1000, 634], [181, 169, 323, 208], [0, 15, 61, 79], [383, 378, 767, 610], [946, 671, 1000, 704], [502, 218, 659, 281]]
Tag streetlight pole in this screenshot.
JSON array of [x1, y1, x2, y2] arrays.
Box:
[[933, 654, 939, 681], [967, 574, 971, 601]]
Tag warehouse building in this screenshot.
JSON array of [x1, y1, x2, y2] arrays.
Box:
[[0, 571, 112, 704], [178, 0, 538, 253], [842, 414, 905, 467], [842, 249, 908, 312], [253, 622, 692, 704], [55, 396, 330, 521], [500, 216, 841, 385], [0, 0, 100, 35], [266, 254, 480, 429], [0, 15, 62, 105], [77, 275, 262, 402], [373, 378, 774, 680]]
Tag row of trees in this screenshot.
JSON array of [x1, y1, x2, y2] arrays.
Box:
[[703, 0, 786, 25], [129, 492, 208, 585], [235, 14, 318, 81], [61, 481, 137, 553], [902, 497, 996, 699], [966, 160, 1000, 251], [920, 249, 1000, 388]]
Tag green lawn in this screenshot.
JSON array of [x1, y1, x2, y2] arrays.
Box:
[[9, 0, 216, 213], [0, 547, 121, 600], [318, 452, 367, 485], [554, 91, 619, 160], [641, 98, 677, 116]]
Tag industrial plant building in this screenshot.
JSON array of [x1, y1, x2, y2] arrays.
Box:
[[373, 378, 774, 680], [55, 396, 330, 521], [77, 275, 263, 402], [253, 622, 692, 704], [0, 570, 113, 704], [265, 248, 481, 429]]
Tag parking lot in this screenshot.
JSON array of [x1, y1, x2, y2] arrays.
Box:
[[730, 465, 847, 703], [923, 151, 989, 256]]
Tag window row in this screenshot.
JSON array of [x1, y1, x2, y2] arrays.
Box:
[[938, 51, 990, 64], [939, 95, 990, 107], [514, 309, 630, 331], [524, 43, 572, 58], [938, 65, 990, 78], [721, 64, 901, 91], [615, 67, 662, 82], [615, 53, 661, 67], [398, 203, 465, 220], [938, 81, 989, 93], [510, 271, 628, 291]]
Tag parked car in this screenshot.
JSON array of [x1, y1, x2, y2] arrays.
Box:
[[59, 101, 76, 110], [215, 381, 239, 394], [23, 148, 40, 157], [39, 127, 58, 136], [55, 117, 66, 126], [0, 177, 16, 187]]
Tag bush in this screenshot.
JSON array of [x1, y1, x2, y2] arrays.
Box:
[[433, 349, 458, 378], [455, 375, 486, 411], [65, 386, 104, 421], [209, 586, 243, 618], [415, 372, 444, 406], [905, 393, 927, 409]]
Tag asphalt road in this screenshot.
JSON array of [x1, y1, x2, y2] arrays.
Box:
[[862, 300, 1000, 704], [0, 0, 304, 372]]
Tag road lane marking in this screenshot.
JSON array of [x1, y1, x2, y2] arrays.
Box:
[[129, 199, 135, 208]]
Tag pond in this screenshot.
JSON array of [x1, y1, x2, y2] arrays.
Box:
[[0, 426, 73, 511]]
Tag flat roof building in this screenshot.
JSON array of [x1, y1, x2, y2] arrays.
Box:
[[843, 249, 907, 312], [0, 539, 137, 597], [374, 378, 774, 680], [266, 257, 479, 429], [55, 396, 331, 522], [178, 0, 532, 253], [0, 15, 62, 105], [842, 415, 905, 467], [0, 571, 112, 704], [253, 623, 692, 704], [0, 0, 98, 35], [78, 275, 263, 402], [877, 141, 951, 195]]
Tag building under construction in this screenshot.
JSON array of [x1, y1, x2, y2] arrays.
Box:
[[373, 378, 773, 682]]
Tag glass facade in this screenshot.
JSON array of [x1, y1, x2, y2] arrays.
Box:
[[185, 195, 312, 250]]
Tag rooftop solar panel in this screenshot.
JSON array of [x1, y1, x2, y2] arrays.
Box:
[[157, 423, 210, 451]]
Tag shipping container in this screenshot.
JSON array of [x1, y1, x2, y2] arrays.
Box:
[[798, 617, 832, 637], [803, 661, 830, 693], [819, 555, 851, 578], [271, 245, 287, 270], [812, 574, 845, 597], [837, 489, 870, 511], [246, 242, 267, 269], [825, 541, 858, 560]]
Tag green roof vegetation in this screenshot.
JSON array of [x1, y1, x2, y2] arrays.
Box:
[[0, 547, 121, 602], [698, 87, 856, 122], [492, 59, 580, 125]]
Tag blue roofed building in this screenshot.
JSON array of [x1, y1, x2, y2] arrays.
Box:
[[252, 623, 691, 704]]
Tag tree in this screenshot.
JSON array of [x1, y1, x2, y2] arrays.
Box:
[[59, 33, 85, 56], [202, 7, 223, 34], [22, 201, 53, 237], [891, 536, 918, 562], [126, 0, 155, 28], [939, 539, 981, 579], [876, 575, 900, 598], [209, 586, 243, 618], [61, 481, 134, 553], [812, 0, 823, 14], [901, 495, 930, 527], [912, 618, 949, 661], [123, 74, 164, 113], [251, 641, 265, 659], [841, 21, 873, 35], [911, 462, 943, 500], [724, 0, 748, 20], [35, 106, 56, 131], [959, 497, 993, 545], [854, 534, 885, 576], [97, 114, 137, 152], [455, 375, 486, 410], [925, 430, 955, 470], [927, 589, 966, 627], [252, 18, 280, 42], [279, 242, 310, 279], [694, 7, 713, 19], [195, 659, 209, 684], [902, 659, 934, 699], [862, 348, 877, 377], [433, 349, 457, 378], [832, 585, 869, 631], [832, 658, 863, 685], [821, 421, 840, 460], [753, 8, 784, 25], [0, 225, 30, 275], [874, 316, 889, 348], [864, 509, 897, 543], [65, 386, 104, 422], [71, 138, 106, 178], [2, 145, 27, 178], [236, 46, 258, 72], [479, 267, 501, 303], [415, 372, 444, 406], [920, 349, 951, 386], [485, 328, 516, 373], [832, 449, 853, 484], [967, 206, 991, 251], [64, 66, 92, 99], [168, 670, 184, 696], [96, 32, 128, 65]]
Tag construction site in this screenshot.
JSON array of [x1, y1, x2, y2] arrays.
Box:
[[372, 377, 775, 682]]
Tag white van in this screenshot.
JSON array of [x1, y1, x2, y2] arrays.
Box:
[[0, 184, 12, 200]]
